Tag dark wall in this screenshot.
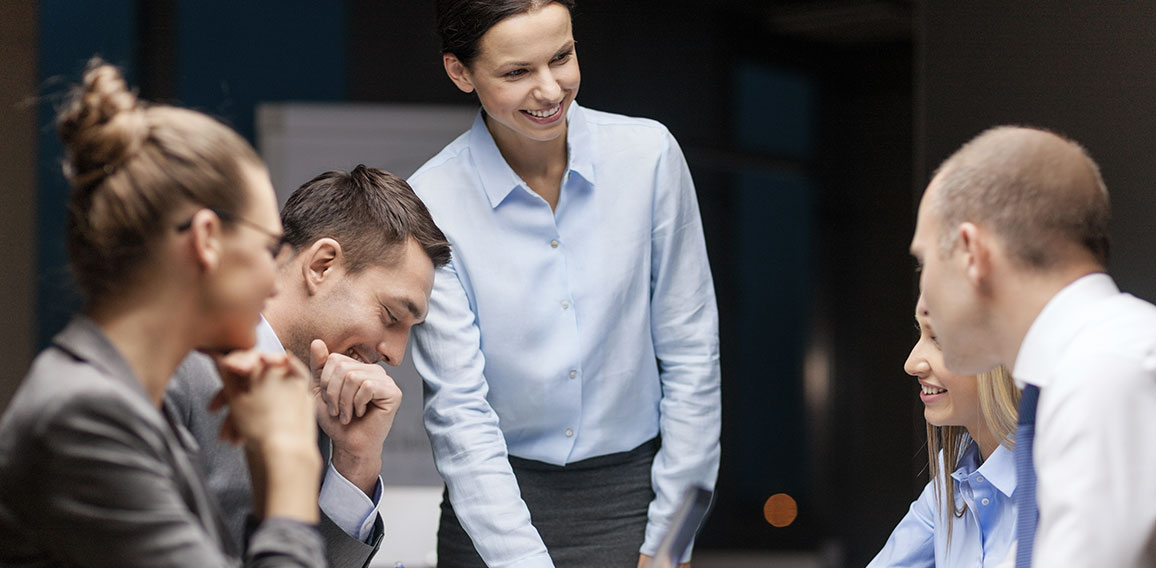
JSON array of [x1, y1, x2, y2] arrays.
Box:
[[816, 41, 919, 566], [0, 2, 39, 414], [920, 1, 1156, 302]]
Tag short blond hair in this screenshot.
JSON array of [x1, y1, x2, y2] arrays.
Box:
[[930, 126, 1110, 268]]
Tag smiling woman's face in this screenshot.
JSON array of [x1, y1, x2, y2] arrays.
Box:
[[904, 296, 982, 429], [451, 2, 580, 148]]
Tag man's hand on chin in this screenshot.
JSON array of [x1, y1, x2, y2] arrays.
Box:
[[309, 338, 402, 495]]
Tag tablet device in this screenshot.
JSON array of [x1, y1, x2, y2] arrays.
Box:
[[648, 486, 713, 568]]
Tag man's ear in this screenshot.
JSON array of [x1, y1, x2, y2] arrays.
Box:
[[958, 222, 992, 289], [444, 53, 475, 94], [190, 209, 224, 273], [301, 237, 344, 296]]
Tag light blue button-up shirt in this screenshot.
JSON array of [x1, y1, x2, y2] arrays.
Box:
[[868, 440, 1017, 568], [409, 103, 721, 567]]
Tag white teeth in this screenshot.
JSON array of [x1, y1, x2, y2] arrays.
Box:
[[346, 348, 365, 363], [526, 104, 560, 118], [921, 385, 947, 395]]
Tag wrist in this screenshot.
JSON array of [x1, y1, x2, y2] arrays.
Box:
[[247, 436, 322, 523], [331, 447, 382, 496]]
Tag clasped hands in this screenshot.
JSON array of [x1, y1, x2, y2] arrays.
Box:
[[209, 340, 402, 496]]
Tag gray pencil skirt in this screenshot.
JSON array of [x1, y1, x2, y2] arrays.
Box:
[[436, 437, 659, 567]]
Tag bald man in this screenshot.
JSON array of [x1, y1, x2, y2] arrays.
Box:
[[910, 126, 1156, 567]]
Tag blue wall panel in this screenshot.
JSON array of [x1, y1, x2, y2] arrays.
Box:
[[176, 0, 347, 143], [37, 1, 348, 345], [37, 0, 138, 346]]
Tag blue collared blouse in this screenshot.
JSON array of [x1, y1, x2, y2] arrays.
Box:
[[869, 440, 1017, 567], [408, 103, 721, 566]]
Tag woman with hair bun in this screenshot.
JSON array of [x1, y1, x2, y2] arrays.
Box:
[[409, 1, 720, 566], [0, 59, 324, 567]]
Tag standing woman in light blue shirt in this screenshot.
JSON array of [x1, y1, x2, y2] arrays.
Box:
[[868, 295, 1020, 567], [408, 1, 720, 567]]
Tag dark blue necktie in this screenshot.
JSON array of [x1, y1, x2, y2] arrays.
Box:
[[1014, 384, 1041, 568]]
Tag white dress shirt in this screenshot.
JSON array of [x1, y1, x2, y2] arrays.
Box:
[[409, 103, 721, 567], [255, 317, 383, 542], [1012, 273, 1156, 567]]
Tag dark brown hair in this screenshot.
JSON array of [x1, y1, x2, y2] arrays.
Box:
[[280, 165, 451, 271], [57, 58, 262, 306], [437, 0, 576, 67]]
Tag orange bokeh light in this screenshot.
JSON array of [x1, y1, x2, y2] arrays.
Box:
[[763, 493, 798, 527]]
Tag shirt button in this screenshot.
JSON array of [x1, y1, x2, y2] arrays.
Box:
[[569, 370, 578, 379], [561, 300, 570, 310], [550, 239, 560, 248], [975, 476, 985, 483], [565, 428, 574, 437], [981, 498, 990, 506]]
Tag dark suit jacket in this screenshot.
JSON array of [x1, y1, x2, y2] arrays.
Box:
[[167, 346, 383, 568], [0, 317, 324, 567]]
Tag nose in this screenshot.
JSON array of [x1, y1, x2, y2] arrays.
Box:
[[376, 329, 409, 367], [534, 68, 563, 102], [904, 345, 929, 377]]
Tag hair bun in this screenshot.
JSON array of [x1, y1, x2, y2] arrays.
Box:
[[57, 58, 149, 186]]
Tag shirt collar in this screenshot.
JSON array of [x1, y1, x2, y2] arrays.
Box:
[[950, 440, 1017, 498], [1013, 272, 1117, 388], [52, 316, 147, 399], [470, 102, 596, 209], [976, 443, 1017, 498], [256, 314, 286, 354]]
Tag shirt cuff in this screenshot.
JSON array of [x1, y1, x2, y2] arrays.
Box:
[[318, 461, 383, 542]]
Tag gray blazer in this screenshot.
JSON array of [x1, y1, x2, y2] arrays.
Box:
[[0, 317, 324, 567], [167, 349, 383, 568]]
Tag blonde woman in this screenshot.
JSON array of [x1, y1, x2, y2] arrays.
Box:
[[868, 294, 1020, 567]]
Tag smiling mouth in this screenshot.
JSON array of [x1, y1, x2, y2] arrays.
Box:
[[920, 384, 947, 395], [345, 348, 368, 363], [523, 103, 561, 119]]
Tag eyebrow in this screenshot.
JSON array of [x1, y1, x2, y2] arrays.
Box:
[[390, 297, 425, 322], [497, 41, 575, 68]]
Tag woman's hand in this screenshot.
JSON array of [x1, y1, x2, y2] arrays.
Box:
[[210, 349, 321, 523], [212, 351, 315, 447], [638, 554, 691, 568]]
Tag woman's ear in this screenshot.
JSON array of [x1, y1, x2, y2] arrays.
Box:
[[190, 209, 224, 273], [444, 53, 476, 94], [301, 237, 344, 296]]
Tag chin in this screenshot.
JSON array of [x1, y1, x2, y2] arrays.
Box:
[[198, 324, 257, 354]]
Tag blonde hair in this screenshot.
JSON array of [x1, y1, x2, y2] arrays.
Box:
[[57, 58, 261, 307], [926, 364, 1020, 545]]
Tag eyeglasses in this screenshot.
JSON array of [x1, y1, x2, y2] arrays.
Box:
[[176, 207, 290, 259]]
